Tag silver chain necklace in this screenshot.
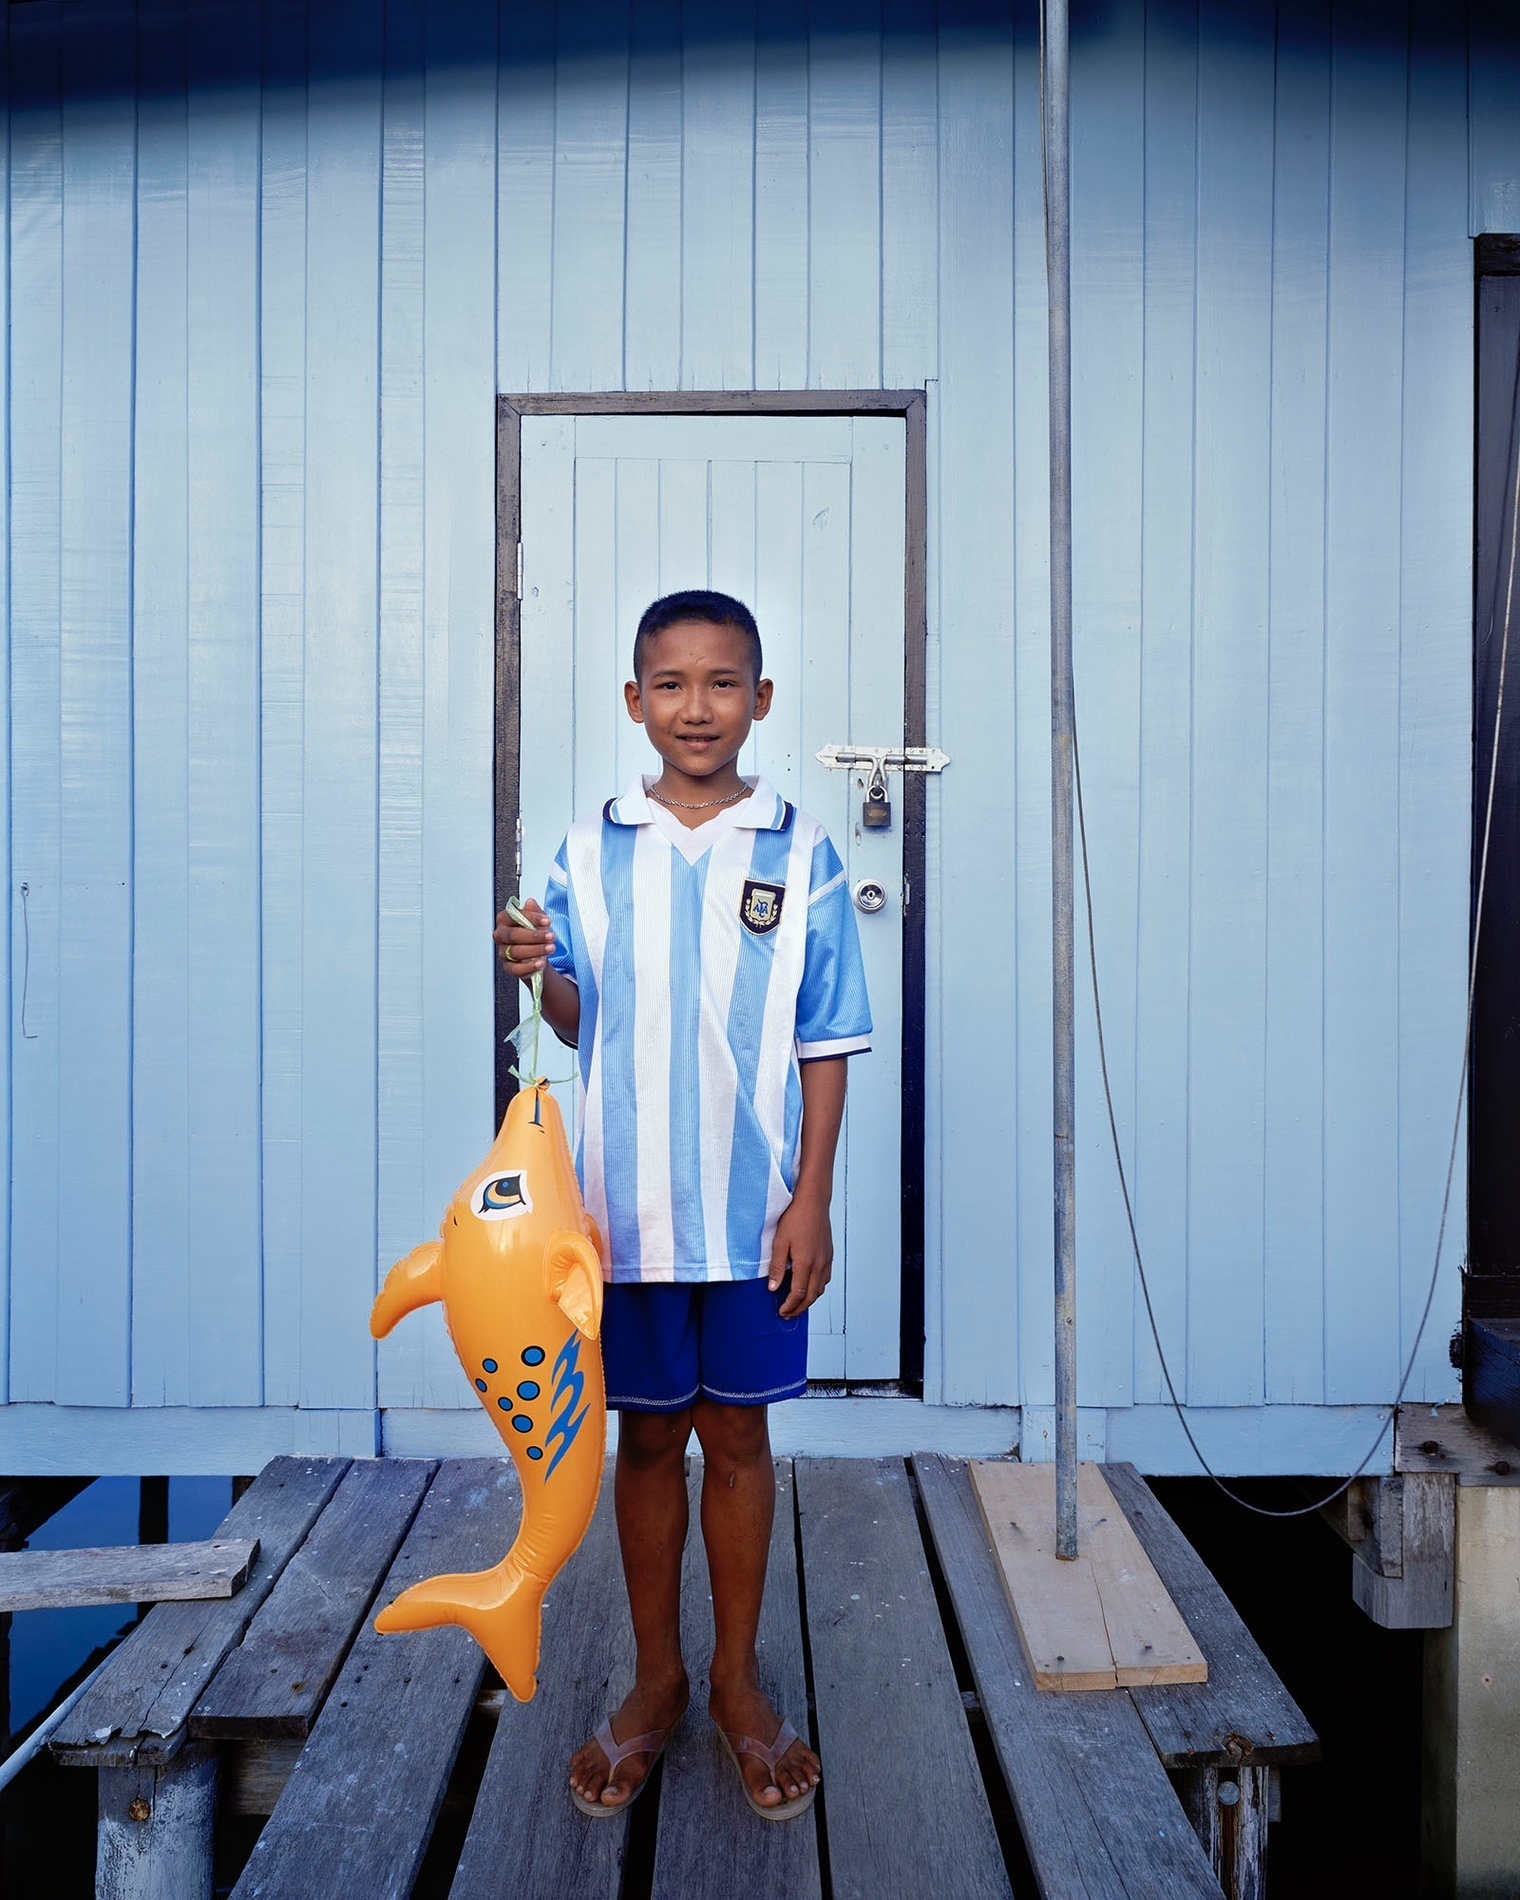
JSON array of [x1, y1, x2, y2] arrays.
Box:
[[646, 782, 751, 812]]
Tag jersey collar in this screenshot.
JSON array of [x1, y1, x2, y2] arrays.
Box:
[[607, 775, 790, 832]]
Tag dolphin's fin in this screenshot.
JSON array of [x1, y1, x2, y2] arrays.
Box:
[[547, 1231, 604, 1341], [374, 1562, 547, 1702], [369, 1241, 445, 1339]]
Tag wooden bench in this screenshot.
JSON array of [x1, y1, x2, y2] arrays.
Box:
[[917, 1456, 1319, 1900]]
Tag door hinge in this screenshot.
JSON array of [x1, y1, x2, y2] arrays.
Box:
[[516, 543, 524, 600]]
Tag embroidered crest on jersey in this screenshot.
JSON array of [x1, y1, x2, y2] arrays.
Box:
[[740, 880, 785, 935]]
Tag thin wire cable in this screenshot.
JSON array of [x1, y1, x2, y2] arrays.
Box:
[[1072, 381, 1520, 1518]]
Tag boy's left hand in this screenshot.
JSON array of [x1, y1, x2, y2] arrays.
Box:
[[768, 1189, 833, 1318]]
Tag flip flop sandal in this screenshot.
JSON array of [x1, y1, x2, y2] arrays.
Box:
[[569, 1713, 683, 1819], [716, 1718, 818, 1822]]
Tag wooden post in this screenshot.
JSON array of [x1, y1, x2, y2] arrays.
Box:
[[96, 1743, 218, 1900], [1174, 1765, 1272, 1900], [1422, 1484, 1520, 1897], [1315, 1472, 1456, 1629]]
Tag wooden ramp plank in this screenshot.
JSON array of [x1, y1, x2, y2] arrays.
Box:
[[191, 1458, 436, 1740], [1077, 1468, 1208, 1690], [231, 1460, 516, 1900], [447, 1462, 631, 1900], [971, 1462, 1207, 1692], [651, 1458, 822, 1900], [972, 1465, 1116, 1691], [52, 1457, 350, 1768], [0, 1536, 256, 1611], [1100, 1464, 1318, 1767], [918, 1456, 1224, 1900], [797, 1458, 1011, 1900]]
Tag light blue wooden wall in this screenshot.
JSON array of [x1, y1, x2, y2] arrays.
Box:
[[1, 0, 1506, 1470]]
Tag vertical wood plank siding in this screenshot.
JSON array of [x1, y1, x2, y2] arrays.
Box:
[[187, 1, 264, 1406], [1261, 0, 1330, 1409], [1321, 2, 1406, 1406], [0, 9, 10, 1406], [1132, 0, 1198, 1412], [2, 0, 1487, 1439], [297, 0, 382, 1411], [130, 0, 191, 1405], [1400, 2, 1471, 1401], [257, 0, 310, 1408]]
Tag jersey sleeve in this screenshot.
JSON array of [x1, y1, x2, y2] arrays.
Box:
[[795, 833, 873, 1060], [542, 840, 578, 982]]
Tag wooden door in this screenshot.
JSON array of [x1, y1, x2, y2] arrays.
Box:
[[517, 412, 905, 1379]]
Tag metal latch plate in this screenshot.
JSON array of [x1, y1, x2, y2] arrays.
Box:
[[815, 745, 950, 773]]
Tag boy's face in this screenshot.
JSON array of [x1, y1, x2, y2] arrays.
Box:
[[625, 619, 772, 780]]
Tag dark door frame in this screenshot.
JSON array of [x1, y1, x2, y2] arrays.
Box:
[[1468, 238, 1520, 1444], [495, 389, 930, 1390]]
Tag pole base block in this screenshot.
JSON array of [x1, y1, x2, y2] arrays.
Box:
[[970, 1460, 1208, 1692]]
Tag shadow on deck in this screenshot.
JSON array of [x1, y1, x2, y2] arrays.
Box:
[[49, 1455, 1315, 1899]]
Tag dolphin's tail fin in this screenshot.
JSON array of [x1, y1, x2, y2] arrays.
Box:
[[374, 1561, 547, 1702]]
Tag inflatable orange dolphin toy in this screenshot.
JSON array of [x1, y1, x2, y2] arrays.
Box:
[[368, 1079, 606, 1700]]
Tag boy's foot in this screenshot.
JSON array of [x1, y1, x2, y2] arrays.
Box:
[[569, 1674, 689, 1812], [707, 1679, 820, 1811]]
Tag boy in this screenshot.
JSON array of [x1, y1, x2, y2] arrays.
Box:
[[494, 589, 872, 1820]]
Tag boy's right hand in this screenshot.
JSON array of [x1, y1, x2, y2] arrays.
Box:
[[494, 898, 556, 982]]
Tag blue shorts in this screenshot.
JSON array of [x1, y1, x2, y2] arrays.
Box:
[[601, 1276, 808, 1411]]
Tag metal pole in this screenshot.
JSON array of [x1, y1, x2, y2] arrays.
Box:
[[1043, 0, 1078, 1560], [0, 1653, 111, 1794]]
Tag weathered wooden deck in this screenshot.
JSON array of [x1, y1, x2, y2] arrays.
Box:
[[50, 1455, 1316, 1900]]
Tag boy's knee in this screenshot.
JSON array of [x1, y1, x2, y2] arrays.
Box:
[[617, 1408, 692, 1471], [693, 1400, 770, 1469]]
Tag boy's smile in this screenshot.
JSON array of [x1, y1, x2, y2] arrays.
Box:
[[625, 618, 773, 818]]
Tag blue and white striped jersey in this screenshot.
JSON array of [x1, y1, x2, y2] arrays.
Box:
[[543, 776, 873, 1284]]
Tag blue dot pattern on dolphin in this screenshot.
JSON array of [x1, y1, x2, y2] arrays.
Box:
[[368, 1080, 607, 1700]]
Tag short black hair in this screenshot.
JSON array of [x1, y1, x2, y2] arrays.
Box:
[[633, 589, 763, 684]]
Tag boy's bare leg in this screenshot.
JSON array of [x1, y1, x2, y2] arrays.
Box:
[[693, 1399, 821, 1808], [568, 1408, 693, 1809]]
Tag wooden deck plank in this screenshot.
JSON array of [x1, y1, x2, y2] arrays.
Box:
[[918, 1457, 1224, 1900], [0, 1536, 256, 1612], [191, 1458, 436, 1740], [1101, 1464, 1318, 1766], [651, 1458, 822, 1900], [971, 1462, 1125, 1690], [797, 1457, 1012, 1900], [447, 1463, 631, 1900], [971, 1462, 1206, 1690], [51, 1457, 350, 1768], [230, 1460, 515, 1900]]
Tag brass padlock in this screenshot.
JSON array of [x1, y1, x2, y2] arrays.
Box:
[[862, 763, 892, 831]]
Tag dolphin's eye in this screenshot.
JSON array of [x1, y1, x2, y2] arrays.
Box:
[[474, 1171, 532, 1221]]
